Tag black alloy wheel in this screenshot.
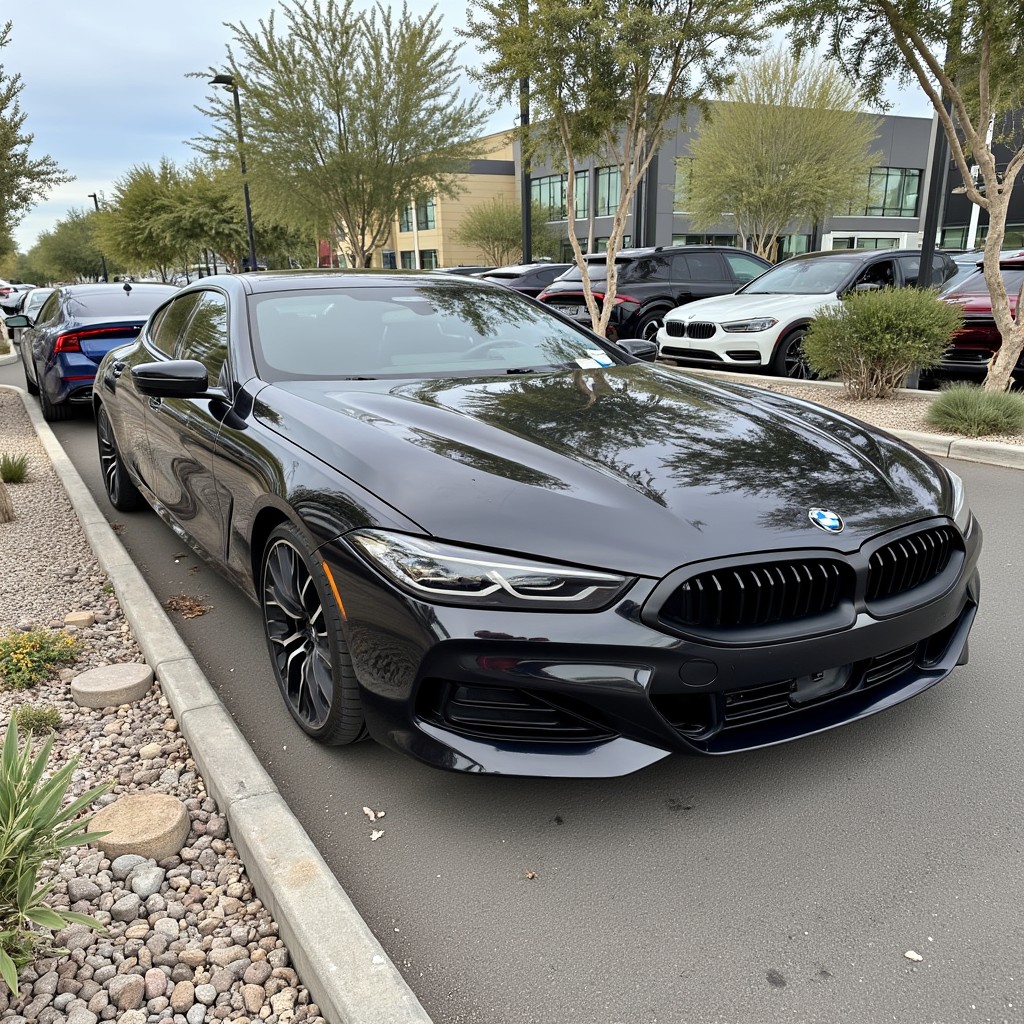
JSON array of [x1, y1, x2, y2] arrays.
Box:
[[636, 310, 668, 342], [38, 379, 73, 421], [96, 405, 144, 511], [260, 523, 366, 745], [771, 328, 815, 379]]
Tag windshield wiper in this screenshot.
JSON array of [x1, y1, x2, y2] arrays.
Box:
[[505, 366, 542, 374]]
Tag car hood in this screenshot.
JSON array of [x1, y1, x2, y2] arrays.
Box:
[[666, 291, 839, 322], [259, 366, 950, 578]]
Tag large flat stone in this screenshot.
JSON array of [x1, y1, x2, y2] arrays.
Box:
[[90, 794, 190, 861], [71, 663, 153, 708]]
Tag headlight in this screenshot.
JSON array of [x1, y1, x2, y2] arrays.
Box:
[[721, 318, 779, 333], [945, 468, 972, 532], [348, 530, 634, 611]]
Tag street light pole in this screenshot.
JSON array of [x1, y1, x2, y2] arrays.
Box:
[[212, 74, 259, 274], [87, 192, 109, 282]]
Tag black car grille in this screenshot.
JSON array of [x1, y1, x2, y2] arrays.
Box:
[[664, 321, 716, 339], [660, 559, 851, 632], [866, 525, 957, 603], [424, 682, 615, 744]]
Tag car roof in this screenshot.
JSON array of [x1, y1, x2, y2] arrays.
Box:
[[176, 270, 504, 296], [582, 245, 756, 261]]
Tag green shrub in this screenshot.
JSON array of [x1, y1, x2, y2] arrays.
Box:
[[13, 705, 62, 734], [925, 382, 1024, 437], [0, 715, 109, 992], [0, 631, 79, 690], [0, 455, 28, 484], [804, 288, 964, 399]]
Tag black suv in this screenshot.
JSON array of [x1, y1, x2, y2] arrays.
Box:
[[537, 245, 771, 341]]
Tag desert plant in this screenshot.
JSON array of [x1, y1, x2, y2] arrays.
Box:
[[0, 455, 28, 484], [924, 382, 1024, 437], [0, 715, 109, 992], [804, 288, 964, 399], [0, 631, 78, 690], [12, 706, 61, 734]]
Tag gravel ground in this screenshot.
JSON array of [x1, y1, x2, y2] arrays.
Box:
[[0, 389, 325, 1024]]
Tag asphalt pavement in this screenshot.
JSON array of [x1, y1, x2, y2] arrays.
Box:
[[5, 354, 1024, 1024]]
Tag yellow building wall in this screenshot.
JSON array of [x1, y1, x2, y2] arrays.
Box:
[[387, 131, 517, 268]]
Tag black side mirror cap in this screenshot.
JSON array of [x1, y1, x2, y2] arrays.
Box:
[[617, 338, 659, 362], [130, 360, 210, 397]]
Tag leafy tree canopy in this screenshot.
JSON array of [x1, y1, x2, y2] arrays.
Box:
[[192, 0, 488, 268], [454, 199, 560, 265], [685, 50, 880, 260], [30, 209, 113, 283]]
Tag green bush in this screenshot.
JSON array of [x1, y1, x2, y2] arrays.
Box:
[[0, 631, 79, 690], [804, 287, 964, 399], [0, 455, 28, 484], [925, 382, 1024, 437], [12, 705, 62, 734], [0, 715, 109, 992]]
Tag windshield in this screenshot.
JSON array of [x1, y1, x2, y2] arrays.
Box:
[[249, 281, 626, 381], [947, 267, 1024, 297], [740, 258, 861, 295]]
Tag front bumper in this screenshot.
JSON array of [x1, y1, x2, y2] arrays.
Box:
[[321, 517, 982, 777], [658, 322, 776, 369]]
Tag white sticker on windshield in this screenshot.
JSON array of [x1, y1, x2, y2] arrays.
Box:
[[587, 349, 614, 367], [575, 357, 601, 369]]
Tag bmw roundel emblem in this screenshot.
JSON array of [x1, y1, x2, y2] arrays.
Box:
[[808, 508, 844, 533]]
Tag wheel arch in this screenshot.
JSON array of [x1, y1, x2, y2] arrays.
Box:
[[769, 318, 815, 359]]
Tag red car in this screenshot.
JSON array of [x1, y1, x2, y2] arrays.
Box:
[[940, 250, 1024, 381]]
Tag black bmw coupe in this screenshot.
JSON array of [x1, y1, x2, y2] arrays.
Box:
[[94, 271, 981, 777]]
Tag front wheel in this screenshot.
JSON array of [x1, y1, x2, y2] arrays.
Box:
[[260, 522, 367, 745], [96, 404, 144, 511], [634, 309, 669, 342], [770, 328, 815, 379]]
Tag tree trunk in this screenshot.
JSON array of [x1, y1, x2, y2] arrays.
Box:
[[981, 189, 1024, 392], [0, 480, 15, 524]]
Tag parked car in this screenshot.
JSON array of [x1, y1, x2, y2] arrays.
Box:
[[8, 282, 177, 420], [475, 261, 573, 297], [94, 270, 980, 777], [434, 265, 496, 276], [658, 248, 958, 378], [6, 286, 53, 350], [537, 246, 771, 341], [940, 249, 987, 294], [938, 249, 1024, 381]]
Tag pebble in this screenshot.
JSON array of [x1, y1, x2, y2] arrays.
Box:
[[0, 392, 329, 1024]]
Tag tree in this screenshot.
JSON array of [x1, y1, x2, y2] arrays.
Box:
[[778, 0, 1024, 392], [685, 51, 880, 260], [193, 0, 487, 268], [454, 198, 560, 264], [0, 22, 72, 236], [464, 0, 761, 337], [31, 209, 111, 282]]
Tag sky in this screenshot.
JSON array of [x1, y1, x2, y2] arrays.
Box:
[[4, 0, 936, 255]]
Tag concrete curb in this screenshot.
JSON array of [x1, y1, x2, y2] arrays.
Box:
[[6, 385, 433, 1024]]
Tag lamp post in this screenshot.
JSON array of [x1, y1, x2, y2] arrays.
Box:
[[211, 73, 259, 274], [87, 192, 109, 282]]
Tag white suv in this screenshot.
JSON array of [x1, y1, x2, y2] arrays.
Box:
[[657, 249, 957, 378]]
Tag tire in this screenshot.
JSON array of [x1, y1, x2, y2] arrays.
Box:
[[22, 358, 39, 396], [770, 328, 815, 379], [260, 522, 367, 745], [633, 309, 670, 342], [38, 380, 73, 421], [96, 404, 145, 512]]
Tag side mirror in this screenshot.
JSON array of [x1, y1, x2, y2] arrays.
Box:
[[4, 315, 29, 328], [131, 360, 209, 397], [617, 338, 659, 362], [853, 282, 881, 292]]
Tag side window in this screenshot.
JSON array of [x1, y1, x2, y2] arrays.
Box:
[[35, 292, 60, 325], [724, 253, 768, 284], [854, 259, 897, 289], [899, 255, 950, 287], [669, 254, 692, 280], [684, 252, 727, 282], [536, 266, 563, 286], [624, 256, 670, 282], [898, 256, 921, 286], [149, 293, 202, 358], [178, 291, 229, 383]]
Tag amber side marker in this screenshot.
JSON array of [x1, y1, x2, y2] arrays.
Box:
[[322, 562, 347, 619]]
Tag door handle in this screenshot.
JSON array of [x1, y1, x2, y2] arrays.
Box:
[[148, 397, 162, 410]]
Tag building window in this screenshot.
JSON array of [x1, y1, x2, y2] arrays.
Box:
[[595, 167, 621, 217], [399, 203, 414, 233], [778, 235, 810, 259], [593, 235, 631, 252], [831, 236, 899, 249], [671, 233, 738, 247], [400, 250, 416, 268], [941, 226, 968, 249], [416, 199, 436, 231], [674, 158, 696, 213], [852, 168, 922, 217], [381, 251, 397, 269], [419, 249, 439, 269], [531, 171, 589, 220]]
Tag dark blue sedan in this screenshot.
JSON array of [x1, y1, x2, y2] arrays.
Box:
[[10, 282, 177, 421]]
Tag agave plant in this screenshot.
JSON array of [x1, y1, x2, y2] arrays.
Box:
[[0, 715, 110, 993]]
